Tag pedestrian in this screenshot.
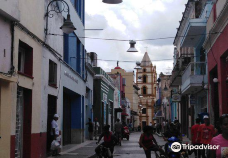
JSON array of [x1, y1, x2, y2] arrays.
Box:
[[114, 119, 122, 144], [51, 114, 60, 156], [95, 125, 118, 158], [86, 118, 93, 140], [164, 120, 169, 132], [139, 126, 166, 158], [196, 115, 216, 158], [174, 119, 181, 132], [93, 118, 100, 140], [210, 114, 228, 158], [191, 118, 201, 158]]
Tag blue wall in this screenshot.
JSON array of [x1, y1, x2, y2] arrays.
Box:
[[70, 0, 85, 24], [71, 95, 82, 129], [64, 33, 85, 78]]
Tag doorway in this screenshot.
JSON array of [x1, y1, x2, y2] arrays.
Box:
[[46, 95, 57, 153], [63, 92, 72, 145], [142, 121, 146, 129], [15, 87, 32, 158]]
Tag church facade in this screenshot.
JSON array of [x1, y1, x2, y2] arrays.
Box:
[[136, 52, 157, 129]]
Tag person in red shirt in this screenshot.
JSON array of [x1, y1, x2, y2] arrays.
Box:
[[196, 115, 215, 158], [191, 118, 201, 158], [139, 126, 166, 158]]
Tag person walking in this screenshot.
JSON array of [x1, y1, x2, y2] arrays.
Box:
[[196, 115, 216, 158], [139, 126, 166, 158], [86, 118, 94, 140], [51, 114, 60, 156], [114, 119, 122, 145], [93, 118, 100, 140], [210, 114, 228, 158], [191, 118, 201, 158]]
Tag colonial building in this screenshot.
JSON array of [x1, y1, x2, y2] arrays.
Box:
[[203, 0, 228, 123], [136, 52, 157, 129]]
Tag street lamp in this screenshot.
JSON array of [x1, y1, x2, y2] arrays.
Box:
[[45, 0, 76, 36], [127, 40, 138, 52], [134, 62, 142, 70], [103, 0, 123, 4]]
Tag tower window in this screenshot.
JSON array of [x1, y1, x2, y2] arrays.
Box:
[[143, 75, 147, 83], [143, 87, 147, 94]]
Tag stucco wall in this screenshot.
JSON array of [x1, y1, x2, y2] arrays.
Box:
[[0, 81, 17, 158], [0, 17, 11, 73], [0, 0, 20, 21]]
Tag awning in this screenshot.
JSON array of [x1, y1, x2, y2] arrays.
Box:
[[155, 110, 163, 118], [115, 108, 123, 112], [121, 112, 129, 116]]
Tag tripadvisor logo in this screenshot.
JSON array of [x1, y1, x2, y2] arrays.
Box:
[[170, 143, 220, 153], [171, 142, 182, 152]]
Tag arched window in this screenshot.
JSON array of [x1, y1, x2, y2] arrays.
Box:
[[143, 87, 147, 94], [143, 68, 146, 72], [143, 75, 147, 83]]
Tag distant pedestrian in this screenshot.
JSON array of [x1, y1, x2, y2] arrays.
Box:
[[174, 119, 181, 132], [210, 114, 228, 158], [191, 118, 201, 158], [93, 118, 100, 140], [164, 120, 168, 132], [86, 118, 93, 140], [196, 115, 215, 158], [51, 114, 60, 156]]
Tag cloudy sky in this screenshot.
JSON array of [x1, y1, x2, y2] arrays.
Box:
[[85, 0, 188, 75]]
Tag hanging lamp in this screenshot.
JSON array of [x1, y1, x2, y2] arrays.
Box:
[[102, 0, 122, 4], [127, 40, 138, 52]]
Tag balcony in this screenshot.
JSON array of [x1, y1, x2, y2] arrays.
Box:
[[170, 56, 191, 87], [181, 62, 207, 95], [181, 18, 207, 47]]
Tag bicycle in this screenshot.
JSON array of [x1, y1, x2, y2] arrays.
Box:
[[114, 132, 121, 146], [95, 142, 112, 158], [154, 145, 166, 158]]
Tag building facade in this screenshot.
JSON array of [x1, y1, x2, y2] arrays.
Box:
[[136, 52, 157, 129], [171, 0, 213, 137], [93, 67, 115, 132], [203, 0, 228, 124]]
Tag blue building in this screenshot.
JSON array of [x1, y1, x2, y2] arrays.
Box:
[[60, 0, 87, 145]]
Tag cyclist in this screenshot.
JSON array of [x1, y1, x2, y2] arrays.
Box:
[[114, 119, 122, 145], [95, 125, 117, 158], [139, 126, 166, 158], [163, 123, 182, 154]]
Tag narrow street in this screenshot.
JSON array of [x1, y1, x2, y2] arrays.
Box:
[[51, 132, 194, 158]]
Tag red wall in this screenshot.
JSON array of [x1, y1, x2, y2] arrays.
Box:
[[11, 133, 47, 158], [207, 24, 228, 115]]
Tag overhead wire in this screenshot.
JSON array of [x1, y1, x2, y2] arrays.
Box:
[[47, 31, 221, 42]]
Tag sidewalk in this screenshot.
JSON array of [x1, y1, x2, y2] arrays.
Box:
[[48, 140, 97, 158]]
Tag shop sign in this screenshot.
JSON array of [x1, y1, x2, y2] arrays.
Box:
[[172, 94, 181, 102], [64, 71, 78, 84]]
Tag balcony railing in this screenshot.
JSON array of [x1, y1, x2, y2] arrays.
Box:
[[182, 62, 206, 84]]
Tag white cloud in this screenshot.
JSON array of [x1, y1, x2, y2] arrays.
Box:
[[85, 0, 188, 75]]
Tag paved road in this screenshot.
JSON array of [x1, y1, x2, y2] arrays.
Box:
[[51, 132, 194, 158]]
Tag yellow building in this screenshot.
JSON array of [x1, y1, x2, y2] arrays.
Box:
[[136, 52, 157, 129]]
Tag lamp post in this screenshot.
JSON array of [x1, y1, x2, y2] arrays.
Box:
[[45, 0, 76, 37]]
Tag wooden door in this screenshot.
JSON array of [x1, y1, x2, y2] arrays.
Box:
[[23, 89, 32, 158]]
